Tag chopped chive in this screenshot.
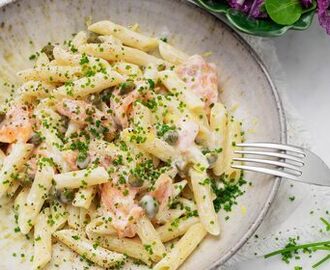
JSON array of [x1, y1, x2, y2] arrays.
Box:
[[312, 254, 330, 268], [264, 241, 330, 258]]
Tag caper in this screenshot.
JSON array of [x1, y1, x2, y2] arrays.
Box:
[[76, 155, 90, 169], [119, 81, 135, 95], [139, 195, 159, 219], [206, 152, 218, 168], [88, 94, 102, 109], [55, 188, 74, 204], [28, 132, 42, 146], [87, 32, 102, 44], [100, 88, 113, 102], [157, 64, 166, 71], [128, 174, 144, 188], [163, 130, 178, 145], [41, 44, 55, 61], [0, 112, 6, 123]]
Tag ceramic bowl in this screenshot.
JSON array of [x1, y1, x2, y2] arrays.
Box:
[[0, 0, 286, 269]]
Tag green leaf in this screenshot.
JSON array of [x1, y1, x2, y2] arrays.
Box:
[[265, 0, 303, 25], [192, 0, 316, 37]]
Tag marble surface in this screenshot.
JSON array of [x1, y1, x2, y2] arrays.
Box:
[[225, 17, 330, 270], [274, 17, 330, 166]]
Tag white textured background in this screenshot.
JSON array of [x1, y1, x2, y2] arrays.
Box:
[[223, 16, 330, 270]]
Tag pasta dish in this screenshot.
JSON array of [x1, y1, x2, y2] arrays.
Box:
[[0, 20, 243, 270]]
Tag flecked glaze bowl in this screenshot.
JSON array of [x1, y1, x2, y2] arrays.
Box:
[[0, 0, 285, 269]]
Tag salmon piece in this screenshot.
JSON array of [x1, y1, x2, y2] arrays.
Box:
[[110, 89, 140, 128], [56, 99, 115, 132], [62, 150, 79, 171], [151, 174, 175, 223], [101, 180, 143, 238], [0, 105, 33, 143], [176, 55, 219, 108]]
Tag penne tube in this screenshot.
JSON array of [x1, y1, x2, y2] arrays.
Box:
[[154, 223, 207, 270], [16, 80, 54, 103], [113, 61, 143, 77], [72, 186, 97, 209], [19, 163, 54, 234], [156, 216, 199, 243], [79, 43, 165, 66], [72, 31, 88, 48], [173, 180, 187, 197], [49, 200, 68, 232], [53, 229, 125, 268], [88, 233, 152, 266], [223, 119, 243, 183], [67, 204, 81, 230], [0, 143, 33, 198], [35, 52, 50, 66], [17, 65, 82, 83], [144, 63, 158, 81], [159, 40, 188, 64], [5, 181, 20, 198], [159, 70, 204, 111], [189, 168, 220, 236], [88, 20, 158, 51], [54, 166, 109, 189], [210, 103, 228, 176], [139, 134, 177, 163], [53, 67, 124, 98], [86, 216, 117, 236], [53, 46, 110, 68], [136, 215, 166, 262], [33, 208, 52, 270]]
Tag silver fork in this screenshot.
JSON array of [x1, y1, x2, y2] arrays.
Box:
[[231, 142, 330, 186]]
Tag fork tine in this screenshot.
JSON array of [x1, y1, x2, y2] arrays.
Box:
[[231, 165, 299, 180], [234, 150, 304, 163], [233, 157, 303, 173], [236, 143, 305, 156]]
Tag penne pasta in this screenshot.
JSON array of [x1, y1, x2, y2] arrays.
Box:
[[136, 215, 166, 262], [54, 166, 109, 189], [53, 229, 125, 268], [154, 223, 207, 270], [210, 102, 228, 176], [19, 163, 54, 234], [86, 216, 117, 236], [0, 143, 33, 198], [17, 65, 82, 83], [72, 186, 97, 209], [79, 43, 165, 66], [53, 46, 110, 68], [159, 40, 188, 64], [72, 31, 88, 48], [89, 20, 158, 51], [88, 233, 152, 266], [159, 70, 204, 110], [53, 67, 124, 98], [33, 208, 52, 270], [156, 216, 199, 243], [223, 119, 243, 182], [189, 168, 220, 236]]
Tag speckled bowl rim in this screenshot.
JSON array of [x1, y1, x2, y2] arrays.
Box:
[[0, 0, 286, 268]]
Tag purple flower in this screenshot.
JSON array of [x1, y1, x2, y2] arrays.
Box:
[[249, 0, 266, 18], [317, 0, 330, 34], [228, 0, 266, 18]]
